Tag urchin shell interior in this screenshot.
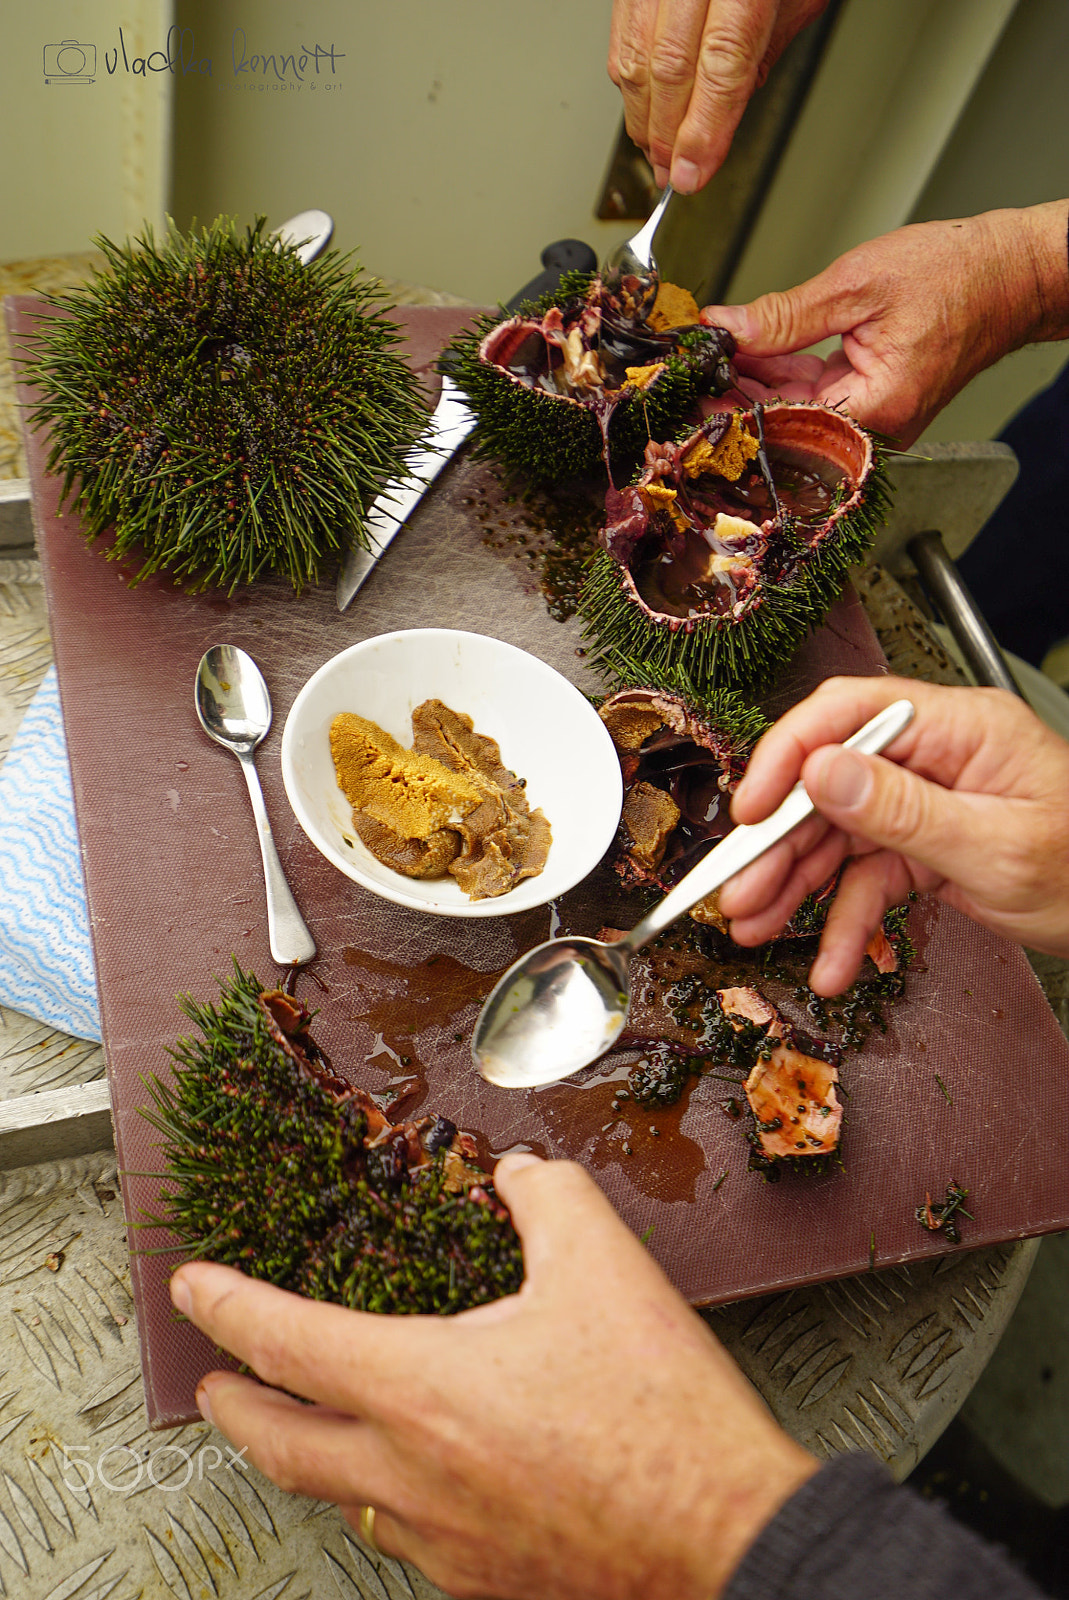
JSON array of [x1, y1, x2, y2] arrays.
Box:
[[598, 680, 767, 913], [30, 216, 428, 594], [581, 403, 890, 693], [444, 271, 737, 483]]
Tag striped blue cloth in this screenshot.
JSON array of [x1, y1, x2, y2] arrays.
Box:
[[0, 665, 101, 1040]]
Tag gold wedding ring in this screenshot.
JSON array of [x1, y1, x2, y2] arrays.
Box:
[[357, 1502, 379, 1552]]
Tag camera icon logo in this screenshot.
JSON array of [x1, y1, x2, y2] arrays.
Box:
[[43, 40, 96, 83]]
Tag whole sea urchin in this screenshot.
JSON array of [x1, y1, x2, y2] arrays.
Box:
[[581, 403, 890, 692], [444, 270, 738, 483], [31, 217, 427, 593], [143, 965, 523, 1314]]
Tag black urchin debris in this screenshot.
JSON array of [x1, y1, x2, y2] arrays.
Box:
[[580, 404, 891, 694], [443, 269, 738, 484], [31, 217, 428, 594], [142, 964, 523, 1314]]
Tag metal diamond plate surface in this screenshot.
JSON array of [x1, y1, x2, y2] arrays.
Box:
[[0, 1152, 451, 1600]]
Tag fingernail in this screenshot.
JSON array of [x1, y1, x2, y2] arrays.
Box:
[[814, 749, 872, 810], [670, 157, 701, 194], [195, 1383, 214, 1427], [495, 1151, 542, 1176], [170, 1271, 192, 1317], [704, 304, 747, 336]]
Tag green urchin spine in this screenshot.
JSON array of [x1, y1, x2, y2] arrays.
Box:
[[580, 445, 892, 694], [31, 216, 428, 595], [598, 657, 770, 751], [140, 962, 523, 1314]]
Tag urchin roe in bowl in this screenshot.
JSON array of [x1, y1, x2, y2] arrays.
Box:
[[330, 699, 551, 901]]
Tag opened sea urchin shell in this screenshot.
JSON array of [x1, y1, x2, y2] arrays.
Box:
[[581, 403, 889, 692], [443, 271, 738, 483], [144, 963, 523, 1314], [598, 680, 767, 927]]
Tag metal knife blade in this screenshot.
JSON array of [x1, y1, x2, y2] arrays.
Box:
[[336, 376, 475, 610], [335, 238, 599, 612]]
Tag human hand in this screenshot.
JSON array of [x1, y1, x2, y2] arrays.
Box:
[[717, 676, 1069, 995], [171, 1155, 816, 1600], [608, 0, 827, 193], [701, 203, 1069, 445]]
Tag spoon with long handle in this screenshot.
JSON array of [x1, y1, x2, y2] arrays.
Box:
[[195, 645, 317, 967], [603, 184, 674, 278], [472, 699, 915, 1089]]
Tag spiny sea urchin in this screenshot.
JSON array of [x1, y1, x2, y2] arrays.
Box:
[[31, 217, 427, 593], [598, 671, 767, 928], [443, 270, 737, 483], [143, 964, 523, 1314], [580, 403, 890, 693]]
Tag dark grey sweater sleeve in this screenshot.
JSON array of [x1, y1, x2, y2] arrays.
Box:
[[723, 1450, 1046, 1600]]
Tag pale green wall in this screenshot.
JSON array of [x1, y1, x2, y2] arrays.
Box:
[[908, 0, 1069, 441], [169, 0, 625, 305], [7, 0, 1068, 442], [0, 1, 171, 260]]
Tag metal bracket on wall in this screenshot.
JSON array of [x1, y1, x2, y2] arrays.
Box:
[[0, 478, 33, 552]]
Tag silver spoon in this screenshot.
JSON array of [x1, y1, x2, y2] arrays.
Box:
[[472, 699, 915, 1089], [603, 184, 674, 278], [270, 208, 334, 265], [195, 645, 317, 967]]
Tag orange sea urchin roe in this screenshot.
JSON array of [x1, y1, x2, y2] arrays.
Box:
[[330, 702, 552, 900]]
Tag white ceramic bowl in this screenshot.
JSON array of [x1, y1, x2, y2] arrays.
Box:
[[280, 629, 623, 918]]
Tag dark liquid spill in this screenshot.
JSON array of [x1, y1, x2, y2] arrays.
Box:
[[633, 528, 750, 619], [468, 467, 605, 624], [532, 1061, 709, 1204], [720, 445, 842, 522], [341, 945, 506, 1116]]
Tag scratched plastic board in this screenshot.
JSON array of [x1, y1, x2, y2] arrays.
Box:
[[9, 297, 1069, 1430]]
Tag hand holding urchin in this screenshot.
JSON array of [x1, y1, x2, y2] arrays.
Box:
[[31, 216, 428, 594]]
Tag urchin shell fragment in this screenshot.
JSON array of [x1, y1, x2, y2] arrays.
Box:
[[717, 986, 843, 1163], [443, 271, 738, 482], [581, 402, 890, 692]]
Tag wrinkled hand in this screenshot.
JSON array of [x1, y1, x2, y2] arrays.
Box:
[[718, 676, 1069, 995], [702, 203, 1069, 445], [171, 1155, 816, 1600], [608, 0, 827, 192]]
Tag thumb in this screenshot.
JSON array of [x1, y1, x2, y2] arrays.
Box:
[[702, 269, 862, 357], [493, 1155, 654, 1288], [802, 746, 974, 884]]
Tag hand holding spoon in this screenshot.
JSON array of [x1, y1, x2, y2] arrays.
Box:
[[472, 699, 915, 1089], [195, 645, 316, 967]]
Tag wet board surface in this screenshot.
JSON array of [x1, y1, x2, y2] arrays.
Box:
[[10, 296, 1069, 1429]]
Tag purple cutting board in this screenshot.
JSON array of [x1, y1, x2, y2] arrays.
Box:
[[9, 296, 1069, 1429]]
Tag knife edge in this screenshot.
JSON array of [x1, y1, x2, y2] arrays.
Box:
[[336, 377, 474, 610]]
